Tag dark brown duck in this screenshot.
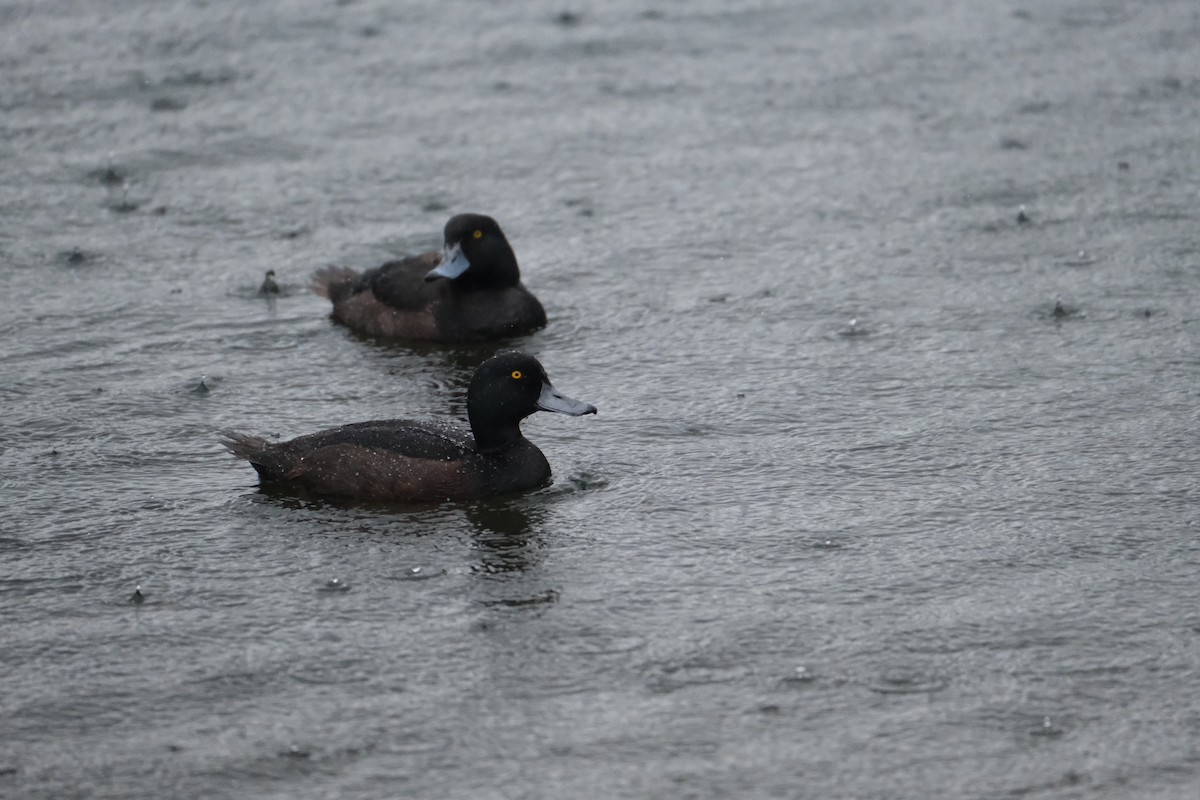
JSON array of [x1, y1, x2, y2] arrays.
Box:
[[221, 351, 595, 502], [312, 213, 546, 342]]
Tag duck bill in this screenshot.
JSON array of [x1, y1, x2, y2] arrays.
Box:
[[425, 242, 471, 281], [537, 383, 597, 416]]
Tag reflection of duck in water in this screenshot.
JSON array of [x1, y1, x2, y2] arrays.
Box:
[[259, 269, 280, 294], [221, 351, 595, 502], [311, 214, 546, 342], [468, 501, 545, 575], [467, 500, 542, 539]]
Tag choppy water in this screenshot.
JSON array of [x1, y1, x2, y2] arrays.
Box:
[[3, 1, 1199, 798]]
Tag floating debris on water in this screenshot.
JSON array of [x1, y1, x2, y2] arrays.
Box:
[[150, 96, 187, 112], [108, 182, 140, 214], [781, 665, 816, 687], [1032, 715, 1064, 737], [91, 154, 126, 186], [399, 565, 443, 581], [868, 671, 948, 694], [1061, 250, 1096, 266], [1051, 295, 1084, 320], [259, 269, 280, 294], [839, 316, 867, 337], [319, 577, 350, 593]]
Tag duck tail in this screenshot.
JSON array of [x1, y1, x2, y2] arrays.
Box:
[[311, 265, 360, 303], [220, 430, 296, 483], [219, 430, 271, 461]]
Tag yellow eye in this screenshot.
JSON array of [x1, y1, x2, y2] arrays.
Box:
[[472, 230, 483, 239], [510, 370, 523, 380]]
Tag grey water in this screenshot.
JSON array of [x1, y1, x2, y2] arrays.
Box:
[[2, 1, 1199, 798]]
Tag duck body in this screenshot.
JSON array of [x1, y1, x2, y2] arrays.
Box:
[[220, 419, 552, 501], [221, 352, 594, 502], [313, 214, 546, 342]]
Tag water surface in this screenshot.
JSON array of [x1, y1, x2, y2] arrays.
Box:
[[2, 1, 1199, 798]]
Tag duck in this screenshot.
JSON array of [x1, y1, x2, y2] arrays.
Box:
[[312, 213, 547, 342], [220, 351, 595, 501]]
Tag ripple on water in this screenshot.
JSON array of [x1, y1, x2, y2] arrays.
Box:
[[477, 588, 560, 608], [644, 659, 754, 695], [317, 578, 351, 593], [57, 247, 99, 266], [539, 470, 609, 497], [866, 670, 949, 695], [289, 660, 375, 686], [4, 1, 1200, 798], [535, 628, 647, 656], [386, 566, 447, 582]]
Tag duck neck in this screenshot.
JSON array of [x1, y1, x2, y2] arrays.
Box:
[[463, 246, 520, 290], [470, 414, 526, 454]]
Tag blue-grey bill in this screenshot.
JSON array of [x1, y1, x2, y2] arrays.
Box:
[[537, 383, 597, 416], [425, 242, 471, 281]]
